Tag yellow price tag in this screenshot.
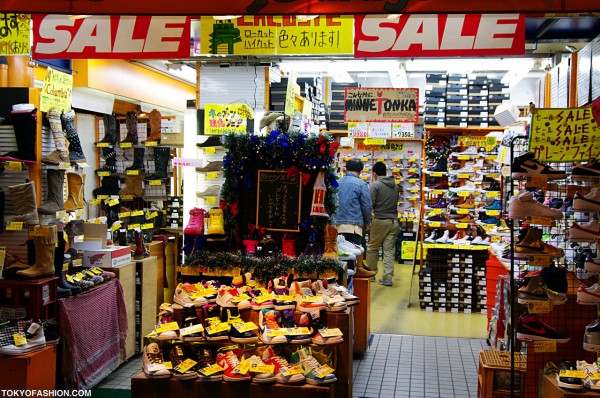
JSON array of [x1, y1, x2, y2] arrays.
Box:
[[529, 256, 552, 266], [13, 333, 27, 346], [111, 221, 123, 232], [392, 167, 400, 173], [526, 175, 548, 188], [85, 270, 96, 277], [174, 358, 197, 374], [206, 323, 230, 335], [206, 172, 218, 179], [33, 226, 51, 237], [145, 141, 158, 147], [120, 195, 134, 200], [96, 142, 109, 148], [206, 197, 217, 204], [376, 157, 385, 162], [250, 364, 275, 374], [180, 323, 204, 336], [529, 301, 552, 314], [233, 294, 251, 302], [560, 370, 586, 379], [364, 138, 386, 146], [431, 209, 443, 215], [432, 190, 444, 195], [128, 223, 140, 230], [590, 373, 600, 381], [90, 199, 101, 205], [146, 211, 158, 220], [235, 322, 258, 333], [234, 360, 252, 374], [118, 212, 130, 218], [155, 322, 180, 333], [432, 172, 443, 177], [301, 296, 320, 303], [486, 191, 500, 197], [457, 155, 471, 160], [5, 161, 23, 171], [108, 198, 119, 207], [314, 364, 335, 378], [456, 209, 469, 214], [456, 223, 469, 229], [126, 169, 139, 176], [525, 216, 554, 226], [91, 267, 104, 275], [97, 171, 111, 177], [131, 210, 144, 217], [457, 174, 470, 179], [319, 328, 343, 337], [5, 222, 23, 231], [74, 272, 85, 280], [534, 340, 556, 353], [205, 147, 216, 155], [287, 327, 311, 336], [200, 363, 224, 376], [276, 295, 295, 302], [268, 329, 287, 337], [66, 274, 74, 283], [254, 294, 273, 304], [457, 191, 471, 197], [282, 366, 304, 376], [428, 222, 441, 228], [141, 223, 154, 230], [149, 180, 162, 186], [120, 142, 133, 148], [486, 210, 500, 216]]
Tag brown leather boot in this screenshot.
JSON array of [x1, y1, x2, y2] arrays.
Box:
[[322, 225, 339, 260], [64, 172, 84, 211], [142, 109, 162, 143], [7, 181, 38, 224], [119, 175, 145, 197], [17, 225, 57, 278], [121, 111, 139, 144], [354, 253, 376, 278], [134, 230, 149, 260]]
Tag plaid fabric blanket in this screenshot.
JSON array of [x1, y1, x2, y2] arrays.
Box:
[[58, 280, 128, 389]]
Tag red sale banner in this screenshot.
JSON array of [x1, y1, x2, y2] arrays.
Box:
[[32, 14, 191, 59]]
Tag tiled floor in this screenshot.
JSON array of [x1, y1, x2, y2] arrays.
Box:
[[95, 334, 487, 398]]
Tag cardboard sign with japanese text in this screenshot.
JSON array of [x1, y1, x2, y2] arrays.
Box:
[[354, 14, 525, 58], [40, 67, 73, 112], [204, 104, 254, 135], [199, 15, 353, 55], [529, 108, 600, 162], [32, 14, 191, 59], [0, 14, 30, 55], [344, 88, 418, 123]]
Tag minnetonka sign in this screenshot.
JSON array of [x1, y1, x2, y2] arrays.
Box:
[[355, 14, 525, 57], [32, 14, 191, 59], [344, 88, 419, 123]]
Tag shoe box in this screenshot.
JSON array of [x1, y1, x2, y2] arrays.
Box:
[[447, 73, 468, 85], [424, 107, 446, 118], [468, 85, 489, 96], [467, 117, 489, 128], [446, 94, 469, 106], [488, 93, 510, 103], [468, 106, 489, 117], [425, 87, 447, 98], [446, 105, 468, 118], [468, 96, 488, 107], [447, 84, 468, 95], [425, 73, 448, 87], [83, 246, 132, 268], [445, 117, 468, 128], [488, 82, 509, 94], [424, 116, 445, 127]]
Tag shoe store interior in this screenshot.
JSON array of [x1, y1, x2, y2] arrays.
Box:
[[0, 7, 599, 398]]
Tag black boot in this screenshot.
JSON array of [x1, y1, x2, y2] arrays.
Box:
[[432, 156, 448, 172], [93, 176, 120, 197], [96, 114, 117, 145], [38, 169, 65, 214], [106, 202, 120, 227], [145, 146, 170, 181], [125, 147, 145, 171], [55, 231, 81, 294], [61, 110, 86, 163], [96, 147, 117, 174], [0, 187, 4, 233], [0, 108, 37, 164], [121, 111, 138, 144]]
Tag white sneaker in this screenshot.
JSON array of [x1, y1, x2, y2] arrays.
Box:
[[435, 230, 449, 244], [578, 284, 600, 305], [453, 181, 477, 192], [577, 360, 600, 390], [173, 283, 208, 307], [574, 188, 600, 212], [570, 220, 600, 242], [471, 236, 483, 244], [290, 281, 326, 312], [337, 236, 361, 256], [403, 182, 421, 191], [142, 343, 171, 378], [311, 280, 347, 312], [0, 321, 46, 355], [449, 164, 475, 174], [508, 190, 564, 221], [244, 355, 277, 384], [424, 231, 437, 243]]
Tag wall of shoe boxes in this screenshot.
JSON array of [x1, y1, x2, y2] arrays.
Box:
[[424, 73, 508, 128], [419, 249, 488, 313]]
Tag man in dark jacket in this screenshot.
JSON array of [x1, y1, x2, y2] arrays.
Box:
[[367, 162, 400, 286]]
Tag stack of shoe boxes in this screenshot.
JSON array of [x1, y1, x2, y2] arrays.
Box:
[[468, 74, 490, 127], [296, 77, 323, 121], [419, 249, 488, 313], [446, 74, 469, 128], [318, 103, 330, 131], [329, 82, 358, 131], [165, 196, 183, 229], [269, 78, 288, 113], [424, 73, 447, 127], [487, 81, 510, 126]]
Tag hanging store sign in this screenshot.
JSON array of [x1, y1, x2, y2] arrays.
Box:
[[344, 88, 418, 123], [31, 14, 191, 59], [529, 108, 600, 162], [204, 104, 254, 135], [3, 0, 596, 16], [199, 15, 353, 55], [0, 14, 30, 55], [354, 14, 525, 58], [40, 67, 73, 113]]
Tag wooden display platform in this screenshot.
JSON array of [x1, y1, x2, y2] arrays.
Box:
[[540, 374, 598, 398], [0, 345, 57, 389], [352, 276, 370, 356]]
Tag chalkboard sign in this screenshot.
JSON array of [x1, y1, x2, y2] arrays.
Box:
[[256, 170, 302, 232]]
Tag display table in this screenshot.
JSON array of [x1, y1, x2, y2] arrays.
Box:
[[58, 279, 127, 389], [0, 345, 57, 389], [352, 277, 370, 356], [540, 374, 598, 398]]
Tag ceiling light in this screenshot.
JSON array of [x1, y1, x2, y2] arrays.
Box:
[[565, 45, 578, 53], [213, 16, 241, 20], [67, 15, 91, 20], [297, 15, 319, 22]]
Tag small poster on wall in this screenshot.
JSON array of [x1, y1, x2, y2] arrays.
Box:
[[40, 67, 73, 112], [344, 88, 419, 123], [204, 104, 254, 135]]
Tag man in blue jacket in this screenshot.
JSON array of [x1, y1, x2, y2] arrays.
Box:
[[334, 159, 375, 278]]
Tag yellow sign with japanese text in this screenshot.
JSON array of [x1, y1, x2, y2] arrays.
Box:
[[40, 67, 73, 112], [0, 14, 30, 55], [529, 108, 600, 162], [200, 15, 353, 55], [203, 104, 254, 135]]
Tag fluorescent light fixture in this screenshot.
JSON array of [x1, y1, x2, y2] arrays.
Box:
[[213, 15, 242, 20], [297, 15, 319, 22], [67, 15, 91, 20]]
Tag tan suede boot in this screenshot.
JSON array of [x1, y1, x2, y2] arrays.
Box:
[[142, 109, 162, 143], [322, 225, 339, 260], [17, 225, 57, 278], [64, 172, 84, 211], [7, 181, 38, 224], [354, 252, 376, 278], [119, 175, 145, 197]]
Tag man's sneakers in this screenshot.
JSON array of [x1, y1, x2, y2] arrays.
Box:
[[262, 346, 306, 384], [169, 345, 198, 380], [517, 274, 566, 305], [584, 319, 600, 352], [557, 361, 584, 390], [572, 158, 600, 181], [311, 280, 348, 312], [243, 354, 277, 384], [299, 310, 344, 345], [512, 152, 567, 180], [195, 348, 223, 382], [142, 343, 171, 378], [216, 349, 252, 382], [324, 277, 360, 306], [573, 188, 600, 212], [508, 190, 563, 220], [290, 280, 326, 313], [516, 313, 570, 343], [269, 275, 297, 311], [216, 286, 252, 310], [181, 303, 204, 342], [577, 284, 600, 305], [570, 220, 600, 242], [222, 308, 259, 344], [576, 360, 600, 390], [173, 283, 208, 307], [290, 347, 337, 385], [258, 309, 289, 345], [202, 304, 230, 342], [0, 320, 46, 356]]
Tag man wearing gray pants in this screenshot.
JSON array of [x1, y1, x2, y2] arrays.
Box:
[[367, 162, 401, 286]]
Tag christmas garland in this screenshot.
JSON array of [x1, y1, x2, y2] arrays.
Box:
[[184, 250, 344, 284]]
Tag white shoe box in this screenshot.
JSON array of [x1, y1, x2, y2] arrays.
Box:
[[83, 246, 132, 268]]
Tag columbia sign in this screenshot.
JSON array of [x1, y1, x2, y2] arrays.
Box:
[[354, 14, 525, 58]]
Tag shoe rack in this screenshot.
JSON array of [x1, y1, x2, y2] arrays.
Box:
[[502, 136, 600, 398], [195, 135, 225, 214]]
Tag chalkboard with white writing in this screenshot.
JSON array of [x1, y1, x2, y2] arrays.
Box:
[[256, 170, 302, 232]]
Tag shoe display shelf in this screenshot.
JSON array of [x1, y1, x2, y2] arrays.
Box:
[[540, 373, 600, 398], [134, 255, 159, 354], [500, 135, 600, 398], [0, 276, 59, 320], [133, 309, 352, 398], [195, 135, 225, 215]]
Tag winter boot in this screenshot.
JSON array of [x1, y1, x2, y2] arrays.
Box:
[[354, 252, 376, 278], [96, 114, 117, 145], [17, 225, 57, 278], [55, 231, 81, 294], [64, 172, 85, 211], [0, 187, 4, 234], [282, 234, 297, 258], [119, 175, 145, 197], [61, 110, 86, 163], [322, 225, 338, 260], [7, 181, 38, 224], [206, 208, 225, 235], [184, 208, 205, 235], [121, 111, 138, 144], [143, 109, 162, 143], [432, 156, 448, 172], [38, 169, 65, 214], [134, 230, 149, 259], [96, 146, 117, 174], [0, 108, 37, 164], [125, 147, 145, 172], [41, 109, 70, 165], [145, 146, 170, 181], [93, 176, 120, 198]]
